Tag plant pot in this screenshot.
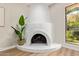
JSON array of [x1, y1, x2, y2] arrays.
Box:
[[17, 39, 26, 46]]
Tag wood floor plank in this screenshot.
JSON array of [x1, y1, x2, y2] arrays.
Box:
[[64, 48, 73, 56], [0, 47, 79, 56], [72, 51, 79, 56]]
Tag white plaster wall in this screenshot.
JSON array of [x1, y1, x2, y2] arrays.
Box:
[[50, 3, 71, 44], [0, 3, 29, 49]]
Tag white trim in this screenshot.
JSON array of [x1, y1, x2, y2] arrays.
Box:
[[63, 43, 79, 51], [0, 45, 16, 51]]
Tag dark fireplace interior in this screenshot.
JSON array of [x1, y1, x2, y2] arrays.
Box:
[[31, 34, 47, 44]]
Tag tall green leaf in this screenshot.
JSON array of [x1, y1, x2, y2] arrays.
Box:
[[19, 15, 25, 26], [11, 26, 21, 36], [21, 26, 25, 32]]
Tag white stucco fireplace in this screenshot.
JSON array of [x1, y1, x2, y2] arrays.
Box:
[[26, 23, 53, 46], [17, 4, 62, 53]]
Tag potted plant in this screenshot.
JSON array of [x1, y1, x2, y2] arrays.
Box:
[[11, 15, 26, 46]]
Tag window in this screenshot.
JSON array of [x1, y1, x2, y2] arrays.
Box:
[[65, 3, 79, 45]]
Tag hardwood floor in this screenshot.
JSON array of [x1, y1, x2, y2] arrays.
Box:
[[0, 47, 79, 56]]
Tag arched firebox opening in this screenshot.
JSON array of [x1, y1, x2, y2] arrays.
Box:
[[31, 34, 47, 44]]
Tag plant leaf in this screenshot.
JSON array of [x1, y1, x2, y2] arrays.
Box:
[[19, 15, 25, 26], [21, 26, 25, 32], [11, 26, 21, 36]]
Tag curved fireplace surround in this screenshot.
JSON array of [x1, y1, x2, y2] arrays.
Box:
[[17, 4, 62, 53], [25, 23, 53, 46]]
